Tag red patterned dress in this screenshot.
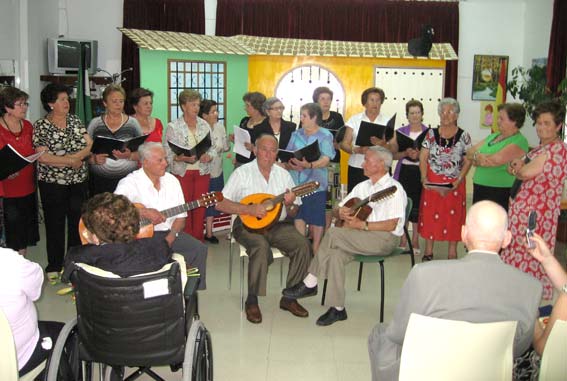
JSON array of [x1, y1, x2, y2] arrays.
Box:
[[501, 140, 567, 299], [418, 128, 471, 242]]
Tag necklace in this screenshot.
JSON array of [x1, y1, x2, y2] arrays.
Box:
[[104, 113, 127, 132], [1, 116, 22, 140], [47, 113, 67, 129], [135, 114, 153, 134], [488, 132, 518, 147]]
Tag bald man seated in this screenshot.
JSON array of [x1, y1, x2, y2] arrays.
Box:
[[368, 201, 543, 381]]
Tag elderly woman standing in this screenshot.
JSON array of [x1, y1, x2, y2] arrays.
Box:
[[165, 89, 216, 242], [466, 103, 529, 211], [0, 87, 39, 256], [286, 103, 335, 254], [419, 98, 472, 261], [391, 100, 428, 253], [340, 87, 390, 192], [33, 83, 92, 276], [88, 84, 142, 195], [501, 101, 567, 300], [129, 87, 163, 143], [255, 97, 296, 152], [234, 92, 266, 167], [199, 99, 229, 244]]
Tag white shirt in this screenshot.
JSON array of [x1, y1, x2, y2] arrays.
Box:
[[340, 173, 407, 236], [209, 121, 229, 178], [222, 160, 300, 221], [115, 168, 187, 231], [0, 248, 43, 370], [346, 111, 390, 168]]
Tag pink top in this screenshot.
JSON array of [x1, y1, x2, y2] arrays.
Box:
[[0, 247, 43, 369]]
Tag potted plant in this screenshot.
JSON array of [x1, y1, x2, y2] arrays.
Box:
[[507, 65, 567, 117]]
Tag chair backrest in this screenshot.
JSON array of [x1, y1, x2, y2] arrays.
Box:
[[399, 313, 517, 381], [405, 198, 412, 222], [0, 309, 19, 381], [539, 319, 567, 381], [70, 261, 186, 367]]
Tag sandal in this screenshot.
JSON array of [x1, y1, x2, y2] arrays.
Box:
[[422, 254, 434, 262]]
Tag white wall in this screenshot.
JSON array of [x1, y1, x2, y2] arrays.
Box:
[[0, 0, 555, 127]]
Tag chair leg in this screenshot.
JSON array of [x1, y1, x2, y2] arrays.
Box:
[[321, 279, 328, 305], [405, 226, 415, 267], [240, 256, 245, 311], [280, 259, 283, 287], [357, 262, 364, 291], [228, 240, 233, 289], [379, 261, 385, 323]]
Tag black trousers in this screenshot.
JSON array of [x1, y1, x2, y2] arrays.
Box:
[[347, 166, 367, 193], [472, 183, 511, 212], [39, 181, 88, 272], [19, 321, 64, 377]]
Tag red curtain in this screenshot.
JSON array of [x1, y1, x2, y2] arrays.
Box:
[[546, 0, 567, 93], [121, 0, 205, 94], [216, 0, 459, 97]]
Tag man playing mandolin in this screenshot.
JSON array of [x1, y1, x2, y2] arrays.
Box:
[[283, 146, 407, 326], [216, 134, 312, 324], [114, 142, 209, 289]]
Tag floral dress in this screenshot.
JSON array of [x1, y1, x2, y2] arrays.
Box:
[[418, 127, 471, 242], [500, 140, 567, 299]]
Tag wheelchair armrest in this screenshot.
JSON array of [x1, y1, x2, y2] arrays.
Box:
[[183, 276, 200, 301]]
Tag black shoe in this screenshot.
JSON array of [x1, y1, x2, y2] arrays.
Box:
[[316, 307, 347, 326], [204, 235, 219, 244], [282, 283, 318, 299]]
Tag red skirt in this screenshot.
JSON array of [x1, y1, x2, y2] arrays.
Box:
[[418, 168, 466, 242]]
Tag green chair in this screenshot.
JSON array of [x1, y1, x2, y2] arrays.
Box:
[[321, 198, 415, 323]]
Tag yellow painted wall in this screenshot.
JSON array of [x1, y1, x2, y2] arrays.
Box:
[[248, 55, 446, 183]]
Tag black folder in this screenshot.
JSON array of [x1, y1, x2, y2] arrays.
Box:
[[278, 140, 321, 163], [0, 144, 44, 180], [355, 114, 396, 146], [167, 133, 212, 159], [395, 128, 430, 152], [91, 134, 149, 159]]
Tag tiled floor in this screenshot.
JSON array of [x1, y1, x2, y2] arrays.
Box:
[[29, 226, 566, 380]]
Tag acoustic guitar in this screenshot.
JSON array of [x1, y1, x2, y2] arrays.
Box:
[[78, 191, 223, 244], [239, 181, 319, 232], [334, 185, 397, 227]]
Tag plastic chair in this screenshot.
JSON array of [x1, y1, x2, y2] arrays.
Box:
[[321, 198, 415, 322], [46, 261, 212, 381], [0, 310, 46, 381], [227, 215, 285, 310], [538, 319, 567, 381], [399, 313, 517, 381]]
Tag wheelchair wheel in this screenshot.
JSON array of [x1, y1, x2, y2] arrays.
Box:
[[182, 320, 213, 381], [46, 318, 84, 381]]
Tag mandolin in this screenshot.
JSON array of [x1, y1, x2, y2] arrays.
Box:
[[239, 181, 319, 232], [78, 191, 223, 244], [334, 185, 397, 227]]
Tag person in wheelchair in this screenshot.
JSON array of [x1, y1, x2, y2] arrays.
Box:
[[63, 192, 172, 279], [0, 246, 64, 378], [51, 192, 212, 381]]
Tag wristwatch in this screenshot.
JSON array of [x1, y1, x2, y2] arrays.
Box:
[[562, 283, 567, 294], [171, 229, 180, 238], [364, 221, 369, 231]]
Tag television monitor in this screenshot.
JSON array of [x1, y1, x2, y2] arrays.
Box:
[[47, 38, 98, 75]]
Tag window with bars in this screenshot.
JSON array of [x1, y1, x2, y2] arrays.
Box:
[[168, 60, 227, 122]]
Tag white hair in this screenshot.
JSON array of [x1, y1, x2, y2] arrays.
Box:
[[138, 142, 164, 162]]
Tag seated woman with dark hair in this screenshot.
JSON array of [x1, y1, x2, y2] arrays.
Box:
[[63, 193, 172, 280]]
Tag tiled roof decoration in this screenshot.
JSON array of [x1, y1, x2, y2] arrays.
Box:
[[119, 28, 458, 60]]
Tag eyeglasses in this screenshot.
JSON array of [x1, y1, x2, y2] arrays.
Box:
[[269, 106, 285, 111], [14, 102, 30, 108]]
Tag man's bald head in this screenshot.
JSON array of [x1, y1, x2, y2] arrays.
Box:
[[462, 201, 511, 251]]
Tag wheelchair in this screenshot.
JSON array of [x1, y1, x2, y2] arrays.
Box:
[[46, 260, 213, 381]]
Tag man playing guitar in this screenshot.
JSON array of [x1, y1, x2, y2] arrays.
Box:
[[216, 134, 312, 324], [114, 142, 208, 289], [283, 146, 407, 326]]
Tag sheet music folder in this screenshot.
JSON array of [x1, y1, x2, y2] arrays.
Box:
[[355, 114, 396, 146]]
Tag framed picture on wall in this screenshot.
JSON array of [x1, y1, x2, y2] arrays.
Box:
[[471, 55, 509, 101]]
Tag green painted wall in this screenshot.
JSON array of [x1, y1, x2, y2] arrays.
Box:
[[139, 49, 248, 178]]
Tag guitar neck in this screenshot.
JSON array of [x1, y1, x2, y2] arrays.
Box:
[[350, 186, 397, 210], [139, 200, 201, 227]]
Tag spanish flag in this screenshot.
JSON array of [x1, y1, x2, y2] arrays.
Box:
[[491, 59, 507, 133]]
